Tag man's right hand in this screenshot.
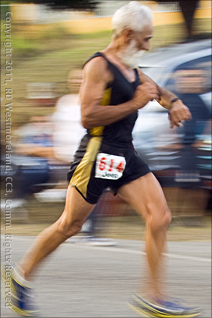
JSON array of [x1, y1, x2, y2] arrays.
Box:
[[132, 82, 160, 109]]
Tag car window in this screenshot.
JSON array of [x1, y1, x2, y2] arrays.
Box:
[[175, 55, 211, 71]]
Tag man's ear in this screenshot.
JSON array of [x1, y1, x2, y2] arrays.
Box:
[[122, 28, 134, 44]]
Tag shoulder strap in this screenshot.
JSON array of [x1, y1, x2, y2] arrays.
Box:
[[83, 52, 107, 68], [84, 52, 140, 86], [134, 68, 140, 85]]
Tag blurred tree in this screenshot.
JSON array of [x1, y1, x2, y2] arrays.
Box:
[[45, 0, 99, 11], [155, 0, 199, 39], [178, 0, 199, 38], [2, 0, 99, 11], [1, 0, 201, 34]]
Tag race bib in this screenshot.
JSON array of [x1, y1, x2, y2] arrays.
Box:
[[95, 153, 126, 180]]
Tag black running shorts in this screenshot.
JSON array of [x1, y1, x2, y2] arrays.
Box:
[[67, 134, 150, 204]]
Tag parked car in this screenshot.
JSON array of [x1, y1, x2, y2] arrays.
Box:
[[133, 39, 211, 191]]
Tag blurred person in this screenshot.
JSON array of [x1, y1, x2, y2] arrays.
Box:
[[52, 69, 85, 164], [175, 69, 211, 145], [2, 2, 201, 317], [0, 116, 55, 219], [15, 115, 54, 159], [33, 70, 86, 203], [175, 69, 211, 184]]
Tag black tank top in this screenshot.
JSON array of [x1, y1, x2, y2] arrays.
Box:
[[84, 52, 140, 146]]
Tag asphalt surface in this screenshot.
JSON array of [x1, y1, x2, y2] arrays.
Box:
[[1, 235, 211, 318]]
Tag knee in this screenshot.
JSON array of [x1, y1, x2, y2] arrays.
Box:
[[163, 209, 172, 228], [56, 217, 83, 239], [147, 207, 171, 233]]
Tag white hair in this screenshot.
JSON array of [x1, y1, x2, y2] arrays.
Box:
[[112, 1, 153, 37]]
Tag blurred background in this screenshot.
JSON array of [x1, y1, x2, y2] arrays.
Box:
[[0, 0, 211, 239]]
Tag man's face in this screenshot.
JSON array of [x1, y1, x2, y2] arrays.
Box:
[[175, 69, 207, 94], [118, 24, 153, 69], [134, 24, 153, 52]]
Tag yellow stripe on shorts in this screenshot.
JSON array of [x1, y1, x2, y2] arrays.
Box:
[[70, 136, 102, 198]]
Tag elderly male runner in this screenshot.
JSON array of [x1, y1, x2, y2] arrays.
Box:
[[2, 2, 201, 317]]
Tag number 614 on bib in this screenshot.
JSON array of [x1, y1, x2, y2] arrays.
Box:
[[95, 153, 126, 180]]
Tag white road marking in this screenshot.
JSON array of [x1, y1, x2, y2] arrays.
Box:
[[1, 235, 211, 264], [70, 244, 211, 263]]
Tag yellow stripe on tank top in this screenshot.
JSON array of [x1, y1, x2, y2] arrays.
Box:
[[70, 136, 102, 198], [89, 87, 112, 136]]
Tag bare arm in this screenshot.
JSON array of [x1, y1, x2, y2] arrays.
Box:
[[137, 68, 192, 128], [137, 68, 177, 107], [16, 144, 56, 159], [80, 57, 159, 129]]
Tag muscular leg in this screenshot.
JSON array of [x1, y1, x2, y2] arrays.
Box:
[[118, 172, 171, 299], [18, 186, 95, 280]]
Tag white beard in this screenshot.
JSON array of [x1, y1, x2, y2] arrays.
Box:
[[117, 39, 145, 69]]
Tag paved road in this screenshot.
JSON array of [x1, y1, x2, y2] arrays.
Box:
[[1, 236, 211, 318]]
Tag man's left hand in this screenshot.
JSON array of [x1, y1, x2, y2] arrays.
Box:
[[168, 100, 191, 128]]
